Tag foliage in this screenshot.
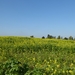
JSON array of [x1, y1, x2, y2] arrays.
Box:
[[57, 35, 61, 39], [0, 58, 29, 75], [0, 36, 75, 75], [69, 36, 73, 40], [30, 35, 34, 38], [64, 37, 68, 40], [25, 68, 44, 75], [42, 36, 45, 39], [47, 34, 53, 39]]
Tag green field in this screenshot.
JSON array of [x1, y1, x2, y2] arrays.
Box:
[[0, 36, 75, 75]]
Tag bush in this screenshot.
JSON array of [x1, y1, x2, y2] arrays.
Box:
[[0, 58, 29, 75]]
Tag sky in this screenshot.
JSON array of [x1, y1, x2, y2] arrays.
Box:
[[0, 0, 75, 38]]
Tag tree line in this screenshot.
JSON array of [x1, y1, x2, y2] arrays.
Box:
[[30, 34, 75, 40]]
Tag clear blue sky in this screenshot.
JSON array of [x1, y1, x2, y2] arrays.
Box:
[[0, 0, 75, 38]]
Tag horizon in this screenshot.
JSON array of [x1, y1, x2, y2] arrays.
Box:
[[0, 34, 75, 38], [0, 0, 75, 38]]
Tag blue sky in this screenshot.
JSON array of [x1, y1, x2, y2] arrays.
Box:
[[0, 0, 75, 38]]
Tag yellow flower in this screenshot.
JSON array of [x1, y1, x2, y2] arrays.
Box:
[[66, 70, 68, 73], [69, 70, 73, 73], [52, 68, 53, 71], [51, 73, 53, 75], [70, 63, 73, 67], [46, 68, 50, 72], [43, 73, 46, 75], [54, 60, 57, 64], [57, 64, 60, 68], [44, 59, 47, 62], [69, 70, 73, 74], [33, 57, 35, 61], [74, 60, 75, 63], [48, 65, 50, 67], [50, 60, 52, 62], [62, 70, 65, 73], [54, 69, 57, 74], [47, 62, 49, 64]]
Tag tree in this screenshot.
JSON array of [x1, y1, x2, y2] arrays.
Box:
[[64, 37, 68, 40], [53, 36, 56, 39], [47, 34, 50, 38], [42, 36, 45, 39], [47, 34, 53, 39], [30, 35, 34, 38], [69, 36, 73, 40], [57, 35, 61, 39]]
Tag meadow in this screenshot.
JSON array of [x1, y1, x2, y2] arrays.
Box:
[[0, 36, 75, 75]]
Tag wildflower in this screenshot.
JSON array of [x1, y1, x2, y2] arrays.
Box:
[[74, 60, 75, 63], [70, 63, 73, 67], [66, 70, 68, 73], [52, 68, 53, 71], [33, 57, 35, 62], [54, 69, 57, 74], [46, 67, 50, 72], [54, 60, 57, 64], [47, 62, 49, 64], [62, 70, 65, 73], [69, 70, 73, 74], [50, 60, 52, 62], [44, 59, 47, 62], [43, 73, 46, 75], [48, 65, 50, 67], [57, 64, 60, 68]]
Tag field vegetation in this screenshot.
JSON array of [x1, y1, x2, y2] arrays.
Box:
[[0, 36, 75, 75]]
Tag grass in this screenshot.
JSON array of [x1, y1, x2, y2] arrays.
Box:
[[0, 36, 75, 75]]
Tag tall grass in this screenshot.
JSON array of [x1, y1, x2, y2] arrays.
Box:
[[0, 36, 75, 75]]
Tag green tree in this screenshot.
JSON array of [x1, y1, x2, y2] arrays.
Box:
[[69, 36, 73, 40], [57, 35, 61, 39], [30, 35, 34, 38], [42, 36, 45, 39], [47, 34, 53, 39], [64, 37, 68, 40]]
